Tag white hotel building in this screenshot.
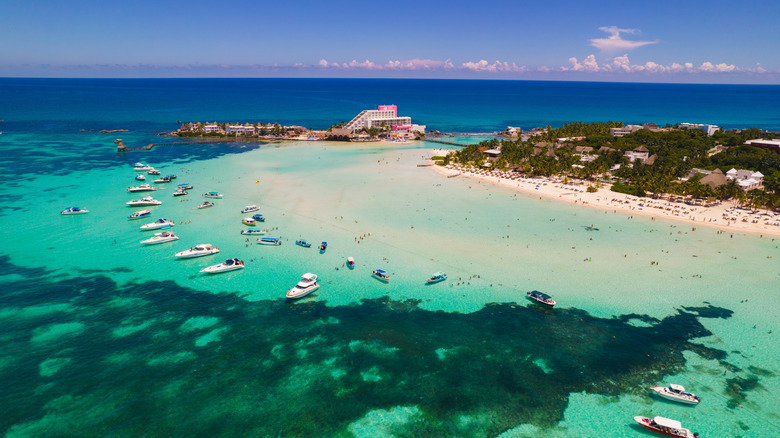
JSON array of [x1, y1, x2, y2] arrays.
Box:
[[344, 105, 425, 133]]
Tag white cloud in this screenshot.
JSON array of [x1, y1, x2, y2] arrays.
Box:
[[460, 60, 526, 72], [589, 26, 657, 53]]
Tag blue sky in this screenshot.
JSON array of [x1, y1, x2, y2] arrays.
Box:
[[1, 0, 779, 83]]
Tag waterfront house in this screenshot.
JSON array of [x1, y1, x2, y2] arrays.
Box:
[[625, 146, 650, 163], [609, 125, 642, 137], [203, 124, 220, 134], [726, 168, 764, 190]]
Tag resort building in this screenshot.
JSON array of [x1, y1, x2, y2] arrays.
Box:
[[726, 168, 764, 191], [226, 125, 256, 135], [625, 146, 650, 163], [700, 169, 727, 189], [677, 123, 720, 136], [745, 138, 780, 154], [609, 125, 643, 137], [344, 105, 423, 133], [202, 124, 220, 133]]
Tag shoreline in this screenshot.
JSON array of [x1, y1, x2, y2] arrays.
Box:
[[426, 150, 780, 238]]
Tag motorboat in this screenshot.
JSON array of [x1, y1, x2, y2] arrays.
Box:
[[286, 273, 320, 300], [203, 192, 223, 198], [61, 206, 89, 215], [135, 174, 146, 181], [319, 242, 327, 253], [140, 218, 175, 230], [133, 163, 155, 171], [252, 213, 265, 222], [426, 272, 447, 284], [166, 174, 178, 180], [257, 237, 282, 246], [241, 228, 268, 235], [200, 258, 245, 274], [132, 162, 144, 167], [177, 183, 193, 190], [140, 231, 179, 245], [242, 217, 256, 226], [241, 205, 259, 214], [526, 290, 556, 307], [372, 269, 390, 282], [153, 176, 173, 183], [295, 239, 311, 248], [128, 209, 152, 220], [126, 196, 162, 206], [147, 169, 161, 175], [198, 201, 214, 209], [127, 183, 156, 192], [634, 416, 698, 438], [347, 257, 355, 269], [175, 243, 220, 259], [173, 189, 188, 197], [652, 384, 701, 405]]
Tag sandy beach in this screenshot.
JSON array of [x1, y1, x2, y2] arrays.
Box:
[[427, 149, 780, 237]]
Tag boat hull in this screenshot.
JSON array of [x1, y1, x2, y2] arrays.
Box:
[[652, 387, 700, 405], [286, 285, 320, 300], [201, 265, 243, 274], [634, 416, 696, 438]]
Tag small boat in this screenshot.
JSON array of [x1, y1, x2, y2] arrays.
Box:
[[252, 213, 265, 222], [203, 192, 223, 199], [241, 228, 268, 235], [61, 206, 89, 215], [347, 257, 355, 269], [634, 416, 698, 438], [166, 174, 177, 180], [140, 231, 179, 245], [526, 290, 556, 307], [133, 164, 155, 171], [372, 269, 390, 282], [153, 176, 173, 183], [127, 183, 156, 192], [135, 174, 146, 181], [241, 205, 259, 214], [175, 243, 219, 259], [177, 183, 193, 190], [652, 384, 701, 405], [173, 189, 188, 197], [147, 169, 161, 175], [200, 258, 244, 274], [257, 237, 282, 246], [295, 239, 311, 248], [128, 209, 152, 220], [319, 242, 327, 252], [242, 217, 256, 226], [140, 218, 175, 230], [286, 273, 320, 300], [126, 196, 162, 206], [426, 272, 447, 284], [197, 201, 214, 209]]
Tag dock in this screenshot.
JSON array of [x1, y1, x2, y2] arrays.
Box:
[[425, 138, 473, 147]]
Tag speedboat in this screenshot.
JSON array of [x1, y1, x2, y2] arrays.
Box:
[[175, 243, 219, 259], [241, 205, 259, 214], [166, 174, 177, 180], [242, 217, 256, 226], [372, 269, 390, 282], [140, 231, 179, 245], [126, 196, 162, 206], [252, 213, 265, 222], [197, 201, 214, 209], [140, 218, 175, 230], [153, 176, 173, 183], [177, 183, 193, 190], [61, 207, 89, 215], [147, 169, 161, 175], [634, 416, 698, 438], [241, 228, 268, 235], [203, 192, 223, 198], [127, 183, 156, 192], [173, 189, 188, 197], [426, 272, 447, 284], [319, 242, 327, 253], [200, 258, 244, 274], [286, 273, 320, 300], [128, 209, 152, 220], [295, 239, 311, 248], [652, 384, 701, 405], [526, 290, 556, 307], [257, 237, 281, 246], [347, 257, 355, 269], [135, 174, 146, 181], [133, 163, 155, 171]]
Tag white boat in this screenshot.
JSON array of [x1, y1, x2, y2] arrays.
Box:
[[634, 416, 698, 438], [133, 164, 155, 172], [173, 189, 188, 197], [128, 209, 152, 220], [203, 191, 223, 198], [153, 176, 173, 183], [135, 174, 146, 181], [197, 201, 214, 209], [372, 269, 390, 282], [175, 243, 220, 259], [200, 258, 244, 274], [61, 207, 89, 215], [126, 196, 162, 206], [242, 217, 256, 226], [257, 237, 281, 246], [127, 183, 156, 192], [347, 257, 355, 269], [426, 272, 447, 284], [147, 169, 161, 175], [241, 228, 268, 235], [652, 384, 701, 405], [140, 231, 179, 245], [286, 273, 320, 299], [140, 218, 175, 230], [241, 205, 260, 213]]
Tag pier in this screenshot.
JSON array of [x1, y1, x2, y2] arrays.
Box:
[[425, 138, 473, 147]]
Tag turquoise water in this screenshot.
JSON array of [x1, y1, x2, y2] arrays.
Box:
[[1, 79, 779, 437]]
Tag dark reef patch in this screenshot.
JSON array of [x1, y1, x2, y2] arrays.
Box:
[[0, 255, 744, 437]]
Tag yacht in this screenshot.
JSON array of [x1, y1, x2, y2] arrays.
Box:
[[173, 188, 188, 197], [126, 196, 162, 206], [372, 269, 390, 282], [175, 243, 219, 259], [128, 209, 152, 220], [257, 237, 282, 246], [61, 207, 89, 215], [140, 231, 179, 245], [241, 228, 268, 235], [652, 384, 701, 405], [133, 163, 155, 171], [147, 169, 161, 175], [153, 176, 173, 183], [127, 183, 156, 192], [634, 416, 698, 438], [177, 183, 193, 190], [426, 272, 447, 284], [252, 213, 265, 222], [135, 174, 146, 181], [242, 217, 256, 226], [319, 241, 328, 253], [286, 273, 320, 300], [241, 205, 259, 214], [140, 218, 175, 230], [200, 258, 244, 274], [295, 239, 311, 248], [526, 290, 556, 307], [203, 192, 223, 198], [166, 174, 177, 180], [197, 201, 214, 209], [347, 257, 355, 269]]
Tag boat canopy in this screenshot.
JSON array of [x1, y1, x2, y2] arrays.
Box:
[[302, 273, 317, 280], [669, 384, 686, 392], [347, 257, 355, 262], [375, 269, 387, 274], [431, 271, 444, 277], [653, 417, 682, 429]]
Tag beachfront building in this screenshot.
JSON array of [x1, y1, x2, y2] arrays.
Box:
[[226, 124, 256, 135], [504, 126, 522, 138], [678, 123, 720, 136], [726, 168, 764, 191], [745, 138, 780, 154], [609, 125, 643, 137], [625, 146, 650, 163], [701, 169, 727, 189], [344, 105, 420, 133], [202, 124, 220, 133]]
